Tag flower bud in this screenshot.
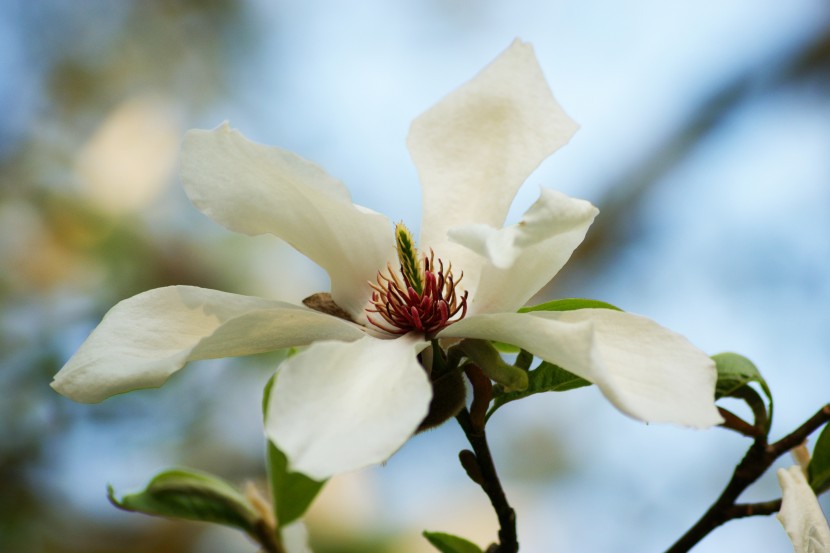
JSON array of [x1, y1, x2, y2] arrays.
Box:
[[417, 368, 466, 432]]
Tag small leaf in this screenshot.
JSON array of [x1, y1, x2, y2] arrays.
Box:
[[809, 423, 830, 494], [423, 530, 484, 553], [487, 361, 592, 421], [107, 468, 259, 534], [712, 352, 774, 431], [712, 353, 769, 398], [263, 373, 326, 527], [520, 298, 621, 313], [493, 341, 520, 353], [267, 442, 325, 526], [514, 349, 534, 371]]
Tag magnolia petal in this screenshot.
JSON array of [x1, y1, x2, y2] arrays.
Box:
[[409, 39, 578, 253], [440, 309, 722, 428], [777, 466, 830, 553], [282, 521, 312, 553], [449, 188, 597, 314], [182, 124, 393, 318], [265, 335, 431, 480], [52, 286, 366, 403]]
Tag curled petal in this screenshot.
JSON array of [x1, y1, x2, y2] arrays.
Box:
[[449, 188, 597, 313], [777, 466, 830, 553], [439, 309, 722, 428], [182, 124, 393, 318], [52, 286, 366, 403], [409, 39, 578, 276], [265, 335, 431, 480]]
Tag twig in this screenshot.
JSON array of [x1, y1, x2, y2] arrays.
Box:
[[769, 404, 830, 455], [456, 407, 518, 553], [717, 407, 762, 438], [244, 482, 282, 553], [251, 520, 282, 553], [664, 404, 830, 553], [727, 499, 782, 520]]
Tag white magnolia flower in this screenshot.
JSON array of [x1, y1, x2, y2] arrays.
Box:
[[52, 40, 722, 481], [777, 466, 830, 552]]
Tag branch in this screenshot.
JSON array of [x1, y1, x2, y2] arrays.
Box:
[[770, 404, 830, 455], [456, 407, 518, 553], [717, 407, 762, 438], [252, 520, 282, 553], [727, 499, 782, 520], [664, 403, 830, 553]]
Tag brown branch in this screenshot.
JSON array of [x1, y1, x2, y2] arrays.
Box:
[[664, 403, 830, 553], [770, 404, 830, 455], [717, 407, 763, 438], [251, 520, 282, 553], [727, 499, 782, 520], [456, 407, 518, 553]]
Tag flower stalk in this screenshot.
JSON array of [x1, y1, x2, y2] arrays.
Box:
[[456, 404, 518, 553]]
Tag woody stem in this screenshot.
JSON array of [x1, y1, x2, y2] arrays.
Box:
[[456, 407, 518, 553]]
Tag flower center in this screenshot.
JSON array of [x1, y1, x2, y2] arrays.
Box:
[[367, 223, 468, 335]]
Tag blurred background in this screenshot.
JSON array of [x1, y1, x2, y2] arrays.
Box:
[[1, 0, 829, 551]]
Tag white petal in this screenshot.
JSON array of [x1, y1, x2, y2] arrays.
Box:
[[440, 309, 722, 427], [52, 286, 365, 403], [182, 124, 393, 318], [777, 466, 830, 553], [265, 335, 431, 480], [449, 188, 597, 314], [282, 521, 312, 553], [409, 40, 578, 252]]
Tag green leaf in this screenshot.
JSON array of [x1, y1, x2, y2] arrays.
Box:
[[487, 361, 592, 421], [712, 353, 769, 398], [809, 423, 830, 494], [492, 341, 520, 353], [267, 442, 325, 526], [107, 468, 259, 534], [423, 531, 484, 553], [263, 373, 326, 527], [514, 349, 534, 371], [520, 298, 622, 313], [712, 352, 774, 431]]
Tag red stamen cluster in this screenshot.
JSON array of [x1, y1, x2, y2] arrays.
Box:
[[367, 252, 468, 335]]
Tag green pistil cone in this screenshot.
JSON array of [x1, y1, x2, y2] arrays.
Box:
[[395, 222, 424, 295]]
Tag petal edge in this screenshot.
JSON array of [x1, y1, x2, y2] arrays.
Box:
[[265, 335, 431, 480], [53, 286, 366, 403], [181, 124, 393, 318], [410, 40, 579, 251], [440, 310, 722, 428]]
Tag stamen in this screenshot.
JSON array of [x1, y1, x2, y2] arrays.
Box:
[[367, 235, 468, 336]]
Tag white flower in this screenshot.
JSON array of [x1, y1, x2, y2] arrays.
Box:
[[52, 40, 722, 480], [777, 466, 830, 552]]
